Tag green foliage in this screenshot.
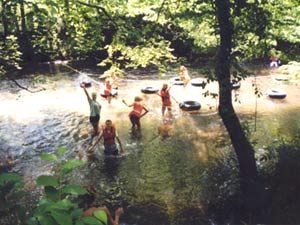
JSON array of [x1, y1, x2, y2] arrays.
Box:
[[0, 172, 27, 224], [27, 147, 89, 225], [0, 35, 22, 75], [0, 147, 92, 225], [1, 0, 300, 73]]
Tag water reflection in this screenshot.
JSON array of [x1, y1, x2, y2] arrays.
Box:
[[1, 67, 300, 224]]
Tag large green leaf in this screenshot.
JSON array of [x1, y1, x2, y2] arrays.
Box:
[[75, 221, 85, 225], [40, 154, 57, 161], [71, 208, 84, 220], [52, 199, 76, 210], [62, 185, 88, 195], [26, 217, 39, 225], [51, 209, 72, 225], [57, 146, 67, 157], [80, 216, 103, 225], [61, 160, 85, 175], [93, 210, 107, 225], [0, 173, 22, 185], [37, 215, 57, 225], [44, 186, 60, 202], [36, 175, 58, 187]]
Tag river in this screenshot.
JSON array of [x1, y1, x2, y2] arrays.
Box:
[[1, 63, 300, 224]]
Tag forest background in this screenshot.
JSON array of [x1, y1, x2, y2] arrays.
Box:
[[1, 0, 300, 225]]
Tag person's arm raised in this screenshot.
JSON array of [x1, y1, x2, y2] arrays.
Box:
[[80, 84, 91, 101]]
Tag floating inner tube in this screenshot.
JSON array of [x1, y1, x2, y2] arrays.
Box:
[[80, 81, 92, 88], [170, 77, 184, 85], [141, 86, 159, 94], [267, 89, 287, 99], [179, 101, 201, 111], [100, 89, 118, 98], [191, 78, 207, 88], [275, 75, 289, 81], [231, 80, 241, 89]]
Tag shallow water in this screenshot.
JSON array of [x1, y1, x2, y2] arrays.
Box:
[[1, 66, 300, 224]]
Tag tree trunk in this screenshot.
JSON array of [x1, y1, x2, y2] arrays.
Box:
[[18, 0, 35, 62], [20, 0, 26, 33], [1, 0, 9, 38], [215, 0, 258, 203]]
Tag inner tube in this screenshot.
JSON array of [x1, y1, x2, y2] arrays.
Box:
[[267, 89, 287, 99], [141, 86, 159, 94], [80, 81, 92, 88], [231, 80, 241, 89], [100, 89, 118, 98], [275, 75, 289, 81], [190, 78, 207, 88], [169, 77, 184, 85], [179, 101, 201, 111]]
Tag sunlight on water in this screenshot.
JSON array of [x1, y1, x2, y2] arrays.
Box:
[[1, 68, 300, 224]]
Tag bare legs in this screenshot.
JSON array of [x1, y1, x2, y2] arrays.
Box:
[[91, 121, 99, 136], [162, 105, 172, 117]]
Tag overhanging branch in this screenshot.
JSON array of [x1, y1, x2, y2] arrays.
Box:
[[77, 0, 118, 28]]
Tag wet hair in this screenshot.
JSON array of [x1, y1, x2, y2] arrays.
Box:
[[134, 96, 143, 102], [162, 83, 168, 89], [105, 119, 112, 125]]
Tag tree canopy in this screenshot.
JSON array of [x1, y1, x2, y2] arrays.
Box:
[[1, 0, 300, 75]]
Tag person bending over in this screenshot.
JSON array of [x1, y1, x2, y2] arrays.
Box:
[[87, 120, 125, 156]]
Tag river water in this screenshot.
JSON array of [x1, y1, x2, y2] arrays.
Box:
[[1, 64, 300, 224]]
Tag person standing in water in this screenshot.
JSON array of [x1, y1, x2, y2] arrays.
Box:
[[179, 65, 191, 87], [80, 83, 101, 136], [104, 78, 114, 104], [87, 119, 125, 156], [123, 96, 149, 131], [157, 83, 172, 117]]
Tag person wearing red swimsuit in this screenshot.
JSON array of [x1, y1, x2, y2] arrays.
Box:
[[104, 78, 115, 104], [123, 96, 149, 130], [87, 120, 125, 156], [157, 83, 172, 117]]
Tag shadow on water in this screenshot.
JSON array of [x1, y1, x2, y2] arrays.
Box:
[[1, 65, 300, 224]]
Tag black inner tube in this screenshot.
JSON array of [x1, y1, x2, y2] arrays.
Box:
[[100, 89, 118, 98], [179, 101, 201, 111], [141, 87, 159, 94]]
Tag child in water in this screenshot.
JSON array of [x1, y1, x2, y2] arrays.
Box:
[[157, 83, 172, 117], [104, 78, 114, 104], [179, 65, 191, 87], [80, 185, 124, 225], [158, 117, 173, 138]]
